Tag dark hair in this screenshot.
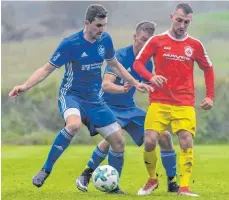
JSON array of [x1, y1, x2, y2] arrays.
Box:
[[136, 21, 156, 35], [175, 2, 193, 14], [85, 4, 108, 23]]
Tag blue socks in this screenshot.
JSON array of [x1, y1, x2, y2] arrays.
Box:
[[43, 128, 73, 173], [87, 146, 124, 178], [108, 150, 124, 177], [87, 146, 108, 170], [160, 150, 177, 179]]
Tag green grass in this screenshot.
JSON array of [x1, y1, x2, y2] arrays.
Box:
[[195, 11, 229, 21], [2, 145, 229, 200]]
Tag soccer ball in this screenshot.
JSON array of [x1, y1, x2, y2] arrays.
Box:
[[92, 165, 119, 192]]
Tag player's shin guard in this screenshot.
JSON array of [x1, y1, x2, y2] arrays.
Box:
[[43, 128, 73, 173], [144, 149, 158, 179], [108, 150, 124, 177], [87, 146, 108, 170], [160, 150, 177, 181], [179, 148, 194, 187]]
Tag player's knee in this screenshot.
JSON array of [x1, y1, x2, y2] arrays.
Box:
[[144, 130, 157, 151], [98, 139, 110, 153], [144, 136, 157, 151], [178, 131, 193, 149], [158, 131, 173, 150], [65, 123, 81, 135], [160, 131, 171, 142], [111, 136, 125, 152]]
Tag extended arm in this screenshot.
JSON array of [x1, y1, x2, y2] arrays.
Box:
[[9, 62, 56, 97]]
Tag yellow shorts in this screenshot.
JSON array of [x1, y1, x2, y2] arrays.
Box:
[[144, 103, 196, 136]]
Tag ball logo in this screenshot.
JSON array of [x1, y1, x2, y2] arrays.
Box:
[[98, 45, 105, 57], [184, 46, 193, 57]]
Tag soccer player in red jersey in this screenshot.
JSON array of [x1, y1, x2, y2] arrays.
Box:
[[134, 2, 214, 197]]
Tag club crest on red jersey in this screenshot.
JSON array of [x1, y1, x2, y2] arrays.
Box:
[[184, 46, 193, 57]]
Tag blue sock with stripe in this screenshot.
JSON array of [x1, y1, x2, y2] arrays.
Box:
[[43, 128, 73, 173], [160, 150, 177, 179], [108, 150, 124, 178], [87, 146, 108, 170]]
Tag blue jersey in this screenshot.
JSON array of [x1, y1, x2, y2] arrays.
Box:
[[101, 45, 153, 107], [49, 30, 115, 103]]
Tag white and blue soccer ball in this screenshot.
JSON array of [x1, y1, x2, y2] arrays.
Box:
[[92, 165, 119, 192]]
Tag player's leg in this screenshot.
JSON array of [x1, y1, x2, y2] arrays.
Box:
[[85, 124, 123, 172], [138, 103, 170, 196], [171, 105, 198, 197], [137, 129, 159, 196], [32, 95, 83, 187], [76, 123, 123, 192], [76, 139, 110, 192], [77, 103, 125, 194], [96, 123, 125, 194], [158, 131, 179, 192]]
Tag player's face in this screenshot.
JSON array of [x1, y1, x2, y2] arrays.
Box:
[[87, 17, 107, 40], [134, 30, 153, 53], [171, 8, 192, 38]]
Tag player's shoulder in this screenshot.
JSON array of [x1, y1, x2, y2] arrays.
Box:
[[187, 35, 204, 47], [116, 45, 131, 57], [147, 31, 168, 43], [64, 30, 84, 46], [100, 32, 112, 41]]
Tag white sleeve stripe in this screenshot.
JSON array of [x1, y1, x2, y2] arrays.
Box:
[[136, 35, 156, 59], [189, 36, 213, 67], [49, 60, 60, 68], [105, 55, 115, 61], [105, 72, 118, 76], [199, 41, 213, 67]]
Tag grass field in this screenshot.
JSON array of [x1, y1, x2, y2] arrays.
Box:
[[2, 145, 229, 200]]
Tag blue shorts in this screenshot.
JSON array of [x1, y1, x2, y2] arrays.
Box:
[[108, 105, 146, 146], [58, 94, 117, 136]]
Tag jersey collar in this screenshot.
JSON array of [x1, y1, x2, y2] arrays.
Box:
[[166, 30, 189, 41]]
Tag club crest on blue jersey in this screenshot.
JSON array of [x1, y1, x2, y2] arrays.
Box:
[[98, 45, 105, 57]]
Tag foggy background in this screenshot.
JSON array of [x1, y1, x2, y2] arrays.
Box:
[[2, 1, 229, 42], [2, 1, 229, 145]]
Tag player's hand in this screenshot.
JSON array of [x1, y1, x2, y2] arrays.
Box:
[[150, 75, 167, 88], [8, 84, 28, 98], [135, 82, 154, 93], [200, 97, 213, 110], [123, 82, 133, 93]]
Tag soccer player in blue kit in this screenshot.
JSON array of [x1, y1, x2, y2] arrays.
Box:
[[76, 21, 179, 195], [8, 4, 152, 194]]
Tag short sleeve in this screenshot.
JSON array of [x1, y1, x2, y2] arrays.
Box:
[[49, 38, 72, 68], [104, 33, 115, 61]]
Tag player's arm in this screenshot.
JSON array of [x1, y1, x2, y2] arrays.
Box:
[[195, 42, 215, 110], [9, 63, 56, 97], [106, 58, 153, 93], [102, 73, 132, 93], [9, 38, 71, 98], [105, 33, 153, 93], [133, 37, 167, 87]]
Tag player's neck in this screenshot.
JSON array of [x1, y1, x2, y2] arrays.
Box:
[[133, 43, 139, 57], [168, 29, 187, 40], [83, 29, 96, 43]]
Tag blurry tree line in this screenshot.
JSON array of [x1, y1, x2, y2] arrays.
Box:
[[2, 1, 229, 42], [1, 78, 229, 145]]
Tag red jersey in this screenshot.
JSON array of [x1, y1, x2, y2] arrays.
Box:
[[134, 31, 214, 106]]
